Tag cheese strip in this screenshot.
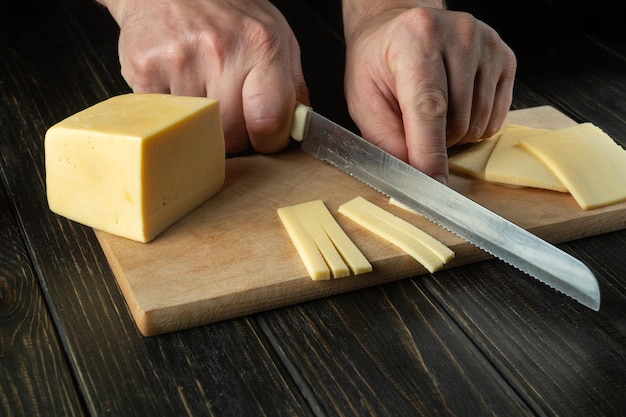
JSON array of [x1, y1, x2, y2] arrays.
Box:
[[294, 203, 350, 278], [45, 93, 225, 242], [519, 123, 626, 209], [305, 201, 372, 275], [278, 200, 371, 280], [484, 125, 567, 192], [339, 197, 454, 272], [448, 131, 501, 180], [277, 207, 330, 280]]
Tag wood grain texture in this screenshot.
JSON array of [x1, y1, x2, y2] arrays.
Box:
[[0, 180, 85, 417], [0, 1, 315, 416], [95, 106, 626, 335], [257, 281, 536, 416], [2, 0, 626, 415]]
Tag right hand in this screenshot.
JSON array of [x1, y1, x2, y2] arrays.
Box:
[[102, 0, 310, 154]]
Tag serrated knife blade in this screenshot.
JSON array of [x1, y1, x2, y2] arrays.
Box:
[[291, 103, 600, 310]]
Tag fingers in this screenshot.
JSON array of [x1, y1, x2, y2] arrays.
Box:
[[393, 47, 450, 183], [445, 14, 517, 145], [242, 37, 309, 154], [114, 0, 308, 155], [344, 7, 516, 184], [242, 66, 295, 154]]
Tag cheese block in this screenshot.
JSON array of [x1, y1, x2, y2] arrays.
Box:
[[519, 123, 626, 209], [45, 93, 225, 242], [484, 125, 567, 192]]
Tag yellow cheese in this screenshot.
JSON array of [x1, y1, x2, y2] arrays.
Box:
[[277, 205, 331, 280], [339, 197, 454, 273], [519, 123, 626, 209], [45, 93, 225, 242], [484, 125, 567, 192], [304, 201, 372, 275], [278, 200, 372, 280], [448, 131, 501, 180], [295, 204, 350, 278]]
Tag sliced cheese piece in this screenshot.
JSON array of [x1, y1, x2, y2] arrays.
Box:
[[277, 206, 331, 280], [339, 197, 454, 273], [519, 123, 626, 209], [448, 131, 501, 180], [45, 93, 225, 243], [278, 200, 372, 280], [295, 203, 350, 278], [305, 201, 372, 275], [484, 125, 567, 192]]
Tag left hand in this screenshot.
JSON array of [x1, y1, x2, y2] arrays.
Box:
[[342, 4, 517, 183]]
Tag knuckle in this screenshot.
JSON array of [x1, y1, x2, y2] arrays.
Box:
[[244, 18, 281, 58], [445, 121, 470, 144], [400, 7, 438, 32], [413, 87, 448, 120]]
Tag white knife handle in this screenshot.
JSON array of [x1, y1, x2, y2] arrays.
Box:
[[290, 102, 312, 142]]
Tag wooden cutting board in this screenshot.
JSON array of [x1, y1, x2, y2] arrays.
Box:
[[95, 106, 626, 336]]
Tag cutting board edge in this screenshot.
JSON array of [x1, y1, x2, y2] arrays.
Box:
[[94, 106, 626, 336], [132, 256, 434, 336]]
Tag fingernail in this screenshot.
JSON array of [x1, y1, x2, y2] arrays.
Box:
[[434, 175, 448, 185]]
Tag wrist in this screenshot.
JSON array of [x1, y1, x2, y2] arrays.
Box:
[[341, 0, 445, 41], [96, 0, 130, 25]]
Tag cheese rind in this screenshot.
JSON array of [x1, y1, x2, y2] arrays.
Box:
[[519, 123, 626, 209], [45, 93, 225, 242]]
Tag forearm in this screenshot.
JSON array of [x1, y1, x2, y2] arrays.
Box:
[[96, 0, 129, 24]]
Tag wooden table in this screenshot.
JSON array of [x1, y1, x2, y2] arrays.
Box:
[[2, 0, 626, 415]]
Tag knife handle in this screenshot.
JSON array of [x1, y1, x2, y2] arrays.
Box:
[[290, 102, 312, 142]]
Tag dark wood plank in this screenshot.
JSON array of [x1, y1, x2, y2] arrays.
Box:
[[261, 3, 626, 416], [4, 0, 626, 415], [0, 1, 315, 416], [419, 8, 626, 416], [0, 178, 85, 416], [423, 238, 626, 416], [258, 281, 535, 416]]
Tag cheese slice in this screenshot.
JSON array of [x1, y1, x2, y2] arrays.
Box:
[[306, 201, 373, 275], [278, 200, 372, 280], [339, 197, 454, 273], [295, 205, 350, 278], [45, 93, 225, 242], [484, 125, 567, 192], [519, 123, 626, 209], [448, 131, 501, 180], [277, 206, 331, 280]]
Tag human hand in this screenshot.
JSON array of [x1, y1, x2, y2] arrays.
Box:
[[342, 2, 517, 183], [99, 0, 309, 154]]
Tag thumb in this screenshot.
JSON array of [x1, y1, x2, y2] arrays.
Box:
[[242, 65, 296, 154]]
